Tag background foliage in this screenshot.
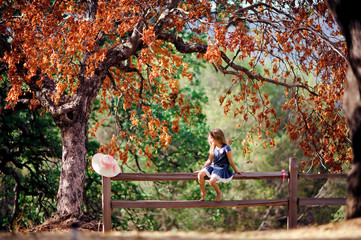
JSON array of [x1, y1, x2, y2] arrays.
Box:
[[0, 79, 61, 230]]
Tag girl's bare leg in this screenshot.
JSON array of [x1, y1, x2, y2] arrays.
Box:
[[198, 170, 208, 201], [209, 177, 222, 202]]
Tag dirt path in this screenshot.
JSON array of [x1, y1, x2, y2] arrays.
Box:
[[2, 218, 361, 240]]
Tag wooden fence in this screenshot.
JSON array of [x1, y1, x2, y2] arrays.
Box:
[[101, 158, 347, 232]]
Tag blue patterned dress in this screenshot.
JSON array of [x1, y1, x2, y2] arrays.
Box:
[[203, 144, 234, 183]]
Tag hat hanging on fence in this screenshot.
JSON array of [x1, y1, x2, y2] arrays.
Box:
[[92, 153, 120, 177]]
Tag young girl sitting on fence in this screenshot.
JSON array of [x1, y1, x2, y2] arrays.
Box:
[[197, 128, 242, 202]]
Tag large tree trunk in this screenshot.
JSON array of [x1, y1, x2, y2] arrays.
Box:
[[344, 66, 361, 219], [54, 109, 89, 218], [327, 0, 361, 219]]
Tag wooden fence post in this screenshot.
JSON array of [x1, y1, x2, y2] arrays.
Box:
[[102, 176, 111, 232], [287, 157, 298, 229]]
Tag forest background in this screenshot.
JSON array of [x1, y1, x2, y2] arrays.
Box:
[[0, 57, 347, 232], [0, 0, 349, 233]]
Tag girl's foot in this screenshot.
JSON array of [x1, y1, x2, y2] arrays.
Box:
[[199, 191, 207, 201], [215, 192, 222, 202]]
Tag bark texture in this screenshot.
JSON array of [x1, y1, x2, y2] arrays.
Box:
[[327, 0, 361, 219], [55, 110, 89, 217]]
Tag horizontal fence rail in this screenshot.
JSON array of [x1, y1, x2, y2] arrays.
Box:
[[111, 199, 289, 209], [101, 158, 347, 232], [111, 171, 289, 181], [298, 198, 346, 206]]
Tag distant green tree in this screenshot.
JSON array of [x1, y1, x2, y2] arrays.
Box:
[[0, 79, 62, 231]]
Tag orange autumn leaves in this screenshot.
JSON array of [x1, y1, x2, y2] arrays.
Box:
[[3, 1, 101, 106], [200, 2, 350, 172], [1, 0, 351, 172]]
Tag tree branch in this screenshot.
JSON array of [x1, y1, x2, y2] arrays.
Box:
[[157, 32, 207, 53], [293, 26, 346, 60], [234, 2, 295, 20], [104, 21, 144, 68], [158, 32, 317, 95], [219, 52, 318, 96], [228, 2, 294, 28], [27, 72, 85, 118], [154, 0, 180, 33], [89, 0, 99, 21]]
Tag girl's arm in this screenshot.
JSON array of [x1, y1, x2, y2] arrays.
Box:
[[227, 151, 242, 174], [195, 158, 212, 173], [196, 158, 211, 172], [202, 158, 212, 168]]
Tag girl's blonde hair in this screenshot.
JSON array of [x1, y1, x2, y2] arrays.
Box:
[[208, 128, 227, 160]]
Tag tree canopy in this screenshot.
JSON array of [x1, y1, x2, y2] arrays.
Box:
[[0, 0, 349, 219], [1, 0, 349, 170]]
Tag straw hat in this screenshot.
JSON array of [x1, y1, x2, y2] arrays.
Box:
[[91, 153, 120, 177]]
